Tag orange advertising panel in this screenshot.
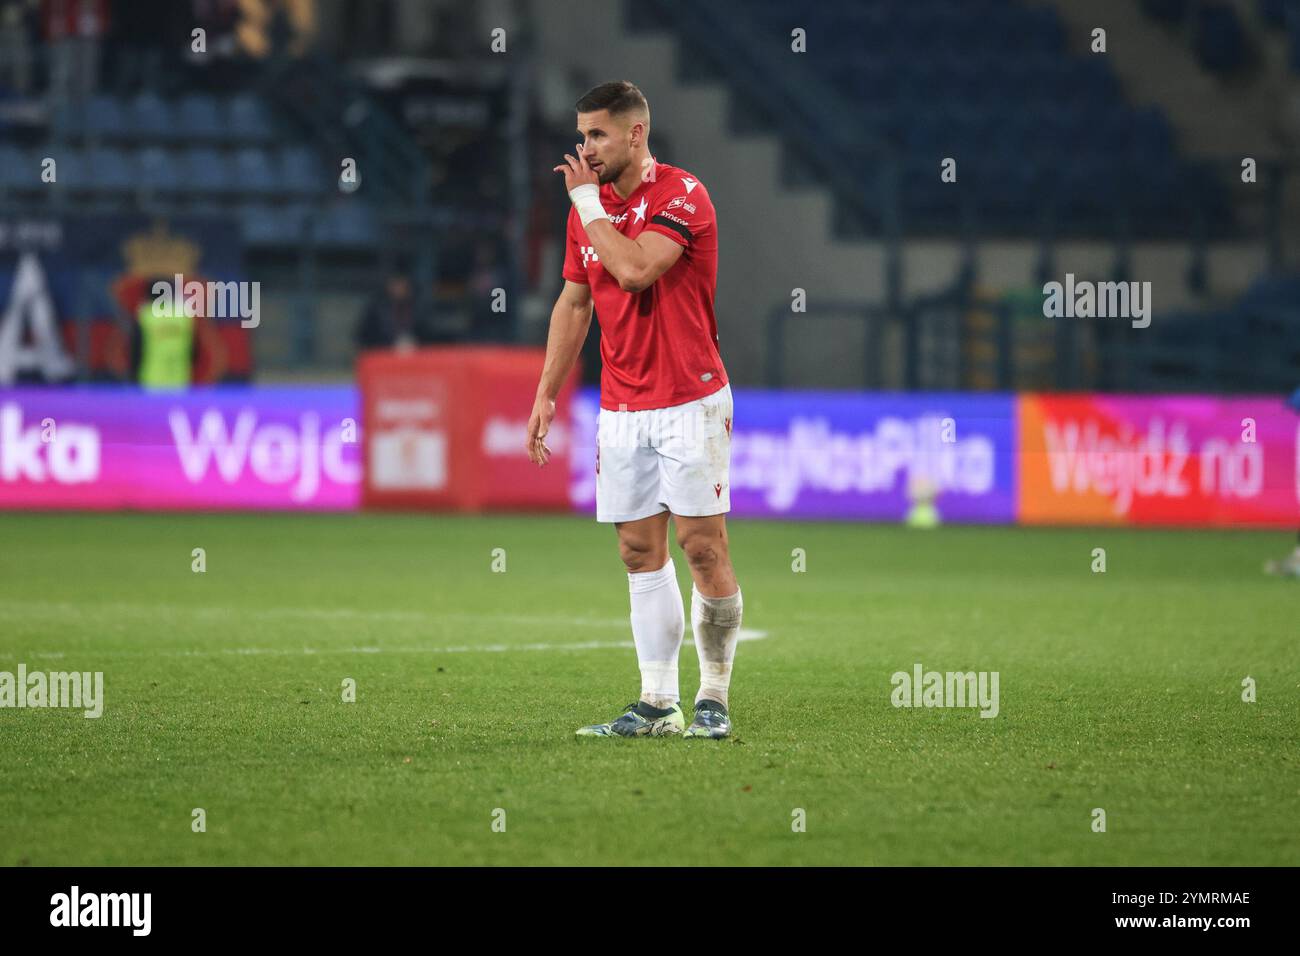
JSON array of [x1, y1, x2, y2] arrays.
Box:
[[1018, 394, 1298, 527]]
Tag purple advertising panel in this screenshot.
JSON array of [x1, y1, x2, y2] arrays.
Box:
[[0, 387, 361, 510], [569, 388, 1017, 522]]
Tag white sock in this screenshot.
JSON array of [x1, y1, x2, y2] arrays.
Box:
[[691, 584, 742, 709], [628, 557, 684, 709]]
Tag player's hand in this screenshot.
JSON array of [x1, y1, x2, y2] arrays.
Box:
[[553, 145, 600, 194], [526, 394, 555, 467]]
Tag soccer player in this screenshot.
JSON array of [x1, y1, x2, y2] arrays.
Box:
[[526, 80, 742, 739], [1265, 386, 1300, 577]]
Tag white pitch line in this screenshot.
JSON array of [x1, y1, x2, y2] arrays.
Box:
[[0, 598, 767, 657], [0, 599, 639, 628], [165, 629, 767, 658]]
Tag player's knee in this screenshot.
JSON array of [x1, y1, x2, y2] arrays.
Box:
[[619, 536, 666, 572], [678, 531, 726, 572]]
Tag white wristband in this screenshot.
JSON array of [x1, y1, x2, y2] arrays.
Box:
[[569, 183, 609, 227]]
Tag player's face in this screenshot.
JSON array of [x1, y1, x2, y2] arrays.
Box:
[[576, 110, 634, 185]]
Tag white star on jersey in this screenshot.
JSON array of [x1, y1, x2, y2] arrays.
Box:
[[632, 197, 648, 222]]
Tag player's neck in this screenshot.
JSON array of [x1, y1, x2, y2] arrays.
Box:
[[610, 151, 653, 201]]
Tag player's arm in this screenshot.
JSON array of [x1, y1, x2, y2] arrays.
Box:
[[553, 149, 683, 293], [526, 279, 592, 467], [537, 279, 592, 402], [583, 220, 683, 294]]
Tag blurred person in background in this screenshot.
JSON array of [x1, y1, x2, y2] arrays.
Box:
[[184, 0, 244, 89], [0, 0, 38, 95], [236, 0, 317, 60], [467, 237, 509, 342], [109, 0, 177, 93], [334, 0, 395, 57], [107, 275, 228, 389], [42, 0, 108, 108], [355, 272, 435, 352], [1265, 386, 1300, 578]]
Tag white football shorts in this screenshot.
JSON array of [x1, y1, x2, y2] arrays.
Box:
[[595, 383, 733, 523]]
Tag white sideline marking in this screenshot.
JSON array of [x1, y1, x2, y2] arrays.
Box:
[[171, 629, 767, 658], [0, 599, 634, 627], [0, 599, 767, 657]]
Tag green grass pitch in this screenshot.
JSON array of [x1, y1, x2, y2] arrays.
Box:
[[0, 512, 1295, 866]]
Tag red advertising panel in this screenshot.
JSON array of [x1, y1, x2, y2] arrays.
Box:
[[1018, 394, 1299, 526], [357, 346, 578, 511]]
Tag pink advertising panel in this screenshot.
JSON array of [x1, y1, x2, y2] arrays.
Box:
[[0, 387, 361, 510]]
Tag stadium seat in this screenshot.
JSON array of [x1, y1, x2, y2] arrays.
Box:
[[232, 147, 281, 197], [1129, 107, 1174, 158], [135, 147, 184, 196], [1238, 273, 1300, 310], [1255, 0, 1287, 29], [0, 146, 36, 194], [127, 93, 174, 139], [228, 94, 277, 142], [315, 202, 379, 247], [178, 147, 236, 196], [176, 94, 227, 141], [86, 146, 136, 194], [50, 148, 89, 193], [279, 146, 327, 197], [1194, 3, 1250, 71], [82, 94, 128, 139], [240, 202, 308, 246], [1019, 6, 1066, 52]]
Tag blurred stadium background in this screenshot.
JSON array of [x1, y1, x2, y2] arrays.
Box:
[[1, 0, 1298, 520], [2, 0, 1299, 868], [0, 0, 1296, 390]]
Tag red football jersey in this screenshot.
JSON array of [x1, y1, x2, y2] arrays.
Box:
[[562, 160, 728, 411]]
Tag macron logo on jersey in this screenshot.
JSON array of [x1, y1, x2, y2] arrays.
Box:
[[682, 178, 698, 193]]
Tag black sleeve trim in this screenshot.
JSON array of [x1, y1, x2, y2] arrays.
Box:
[[650, 214, 692, 243]]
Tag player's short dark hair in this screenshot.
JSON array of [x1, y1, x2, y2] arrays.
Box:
[[575, 80, 649, 123]]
